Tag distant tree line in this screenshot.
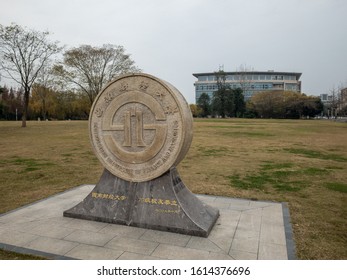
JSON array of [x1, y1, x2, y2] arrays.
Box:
[[0, 23, 140, 125], [247, 90, 323, 119], [192, 71, 323, 119], [0, 85, 89, 120], [0, 86, 23, 120]]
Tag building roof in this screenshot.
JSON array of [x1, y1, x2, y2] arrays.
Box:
[[192, 71, 302, 80]]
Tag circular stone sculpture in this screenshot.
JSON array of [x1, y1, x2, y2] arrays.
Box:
[[89, 73, 193, 182], [65, 73, 219, 237]]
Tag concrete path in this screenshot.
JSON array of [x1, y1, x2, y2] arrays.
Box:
[[0, 185, 295, 260]]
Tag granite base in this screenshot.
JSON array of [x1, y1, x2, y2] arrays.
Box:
[[63, 168, 219, 237]]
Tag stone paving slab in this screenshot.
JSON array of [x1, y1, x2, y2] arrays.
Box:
[[0, 184, 295, 260]]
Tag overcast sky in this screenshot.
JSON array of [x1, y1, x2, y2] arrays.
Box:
[[1, 0, 346, 103]]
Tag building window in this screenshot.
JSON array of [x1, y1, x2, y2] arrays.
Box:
[[285, 84, 298, 91]]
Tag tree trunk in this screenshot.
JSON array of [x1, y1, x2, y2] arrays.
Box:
[[21, 89, 30, 127], [42, 98, 46, 120], [22, 109, 27, 127]]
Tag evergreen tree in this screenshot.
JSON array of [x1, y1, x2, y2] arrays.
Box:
[[211, 70, 245, 118], [212, 70, 228, 118], [197, 93, 211, 117]]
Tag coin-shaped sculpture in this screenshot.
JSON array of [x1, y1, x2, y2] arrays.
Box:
[[89, 73, 193, 182], [65, 73, 219, 237]]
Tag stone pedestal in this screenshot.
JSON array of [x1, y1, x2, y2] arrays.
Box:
[[64, 168, 219, 237]]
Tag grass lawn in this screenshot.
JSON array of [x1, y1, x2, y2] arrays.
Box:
[[0, 119, 346, 259]]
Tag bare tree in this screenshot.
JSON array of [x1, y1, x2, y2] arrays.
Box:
[[0, 23, 61, 127], [329, 86, 338, 119], [53, 44, 141, 106], [336, 82, 347, 117], [236, 64, 253, 96], [32, 64, 55, 120]]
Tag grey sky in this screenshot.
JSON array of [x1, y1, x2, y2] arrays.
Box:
[[1, 0, 346, 103]]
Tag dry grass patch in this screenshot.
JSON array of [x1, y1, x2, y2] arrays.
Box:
[[0, 121, 103, 213], [178, 118, 347, 259], [0, 119, 346, 259]]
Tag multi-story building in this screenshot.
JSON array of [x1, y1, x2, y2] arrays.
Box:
[[320, 93, 333, 105], [193, 70, 302, 103], [320, 88, 347, 117]]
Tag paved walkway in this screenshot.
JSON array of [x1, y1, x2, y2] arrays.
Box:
[[0, 185, 295, 260]]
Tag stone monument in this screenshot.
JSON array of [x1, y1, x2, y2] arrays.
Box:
[[64, 73, 219, 237]]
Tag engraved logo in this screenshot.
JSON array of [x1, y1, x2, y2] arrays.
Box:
[[89, 73, 193, 182], [102, 91, 167, 164], [122, 107, 146, 147]]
